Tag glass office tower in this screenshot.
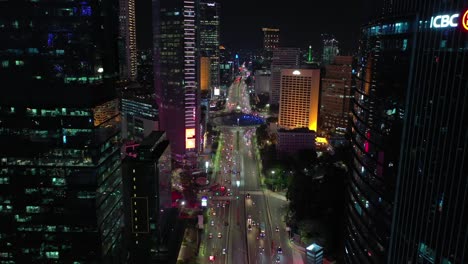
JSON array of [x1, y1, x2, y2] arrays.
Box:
[[0, 1, 122, 262], [388, 1, 468, 263], [154, 0, 201, 162], [199, 1, 220, 90], [346, 15, 412, 264], [347, 1, 468, 263]]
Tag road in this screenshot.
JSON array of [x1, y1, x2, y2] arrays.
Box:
[[199, 68, 304, 264]]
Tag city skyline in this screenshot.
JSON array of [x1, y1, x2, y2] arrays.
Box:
[[136, 0, 374, 53], [1, 0, 467, 263]]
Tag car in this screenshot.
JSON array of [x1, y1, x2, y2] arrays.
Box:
[[217, 232, 222, 238], [275, 256, 281, 263], [275, 226, 280, 232], [210, 220, 214, 226], [248, 224, 252, 231], [222, 248, 226, 255], [277, 246, 282, 254], [208, 233, 213, 239], [246, 193, 251, 199]]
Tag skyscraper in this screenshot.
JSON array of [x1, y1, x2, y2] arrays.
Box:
[[320, 56, 353, 133], [262, 28, 280, 52], [278, 68, 320, 132], [119, 0, 137, 81], [346, 14, 412, 264], [388, 2, 468, 263], [346, 1, 468, 264], [122, 131, 172, 262], [321, 34, 339, 65], [154, 0, 200, 162], [270, 47, 301, 105], [262, 27, 280, 63], [199, 1, 220, 91], [0, 1, 122, 262]]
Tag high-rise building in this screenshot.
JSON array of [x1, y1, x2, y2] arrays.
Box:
[[387, 3, 468, 264], [320, 56, 353, 133], [346, 1, 468, 263], [278, 68, 320, 132], [119, 0, 137, 81], [154, 0, 200, 162], [321, 34, 339, 65], [345, 14, 411, 263], [122, 131, 172, 263], [0, 1, 123, 263], [262, 28, 280, 53], [199, 1, 220, 90], [270, 47, 301, 105]]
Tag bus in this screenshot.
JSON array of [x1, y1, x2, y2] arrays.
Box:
[[259, 222, 266, 238]]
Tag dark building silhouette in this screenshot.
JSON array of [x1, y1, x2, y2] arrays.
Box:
[[122, 131, 172, 263], [0, 1, 122, 262]]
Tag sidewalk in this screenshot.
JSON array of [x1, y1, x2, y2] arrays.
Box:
[[176, 226, 200, 263]]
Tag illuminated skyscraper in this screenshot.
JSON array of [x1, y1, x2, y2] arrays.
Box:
[[0, 1, 122, 262], [278, 68, 320, 132], [119, 0, 137, 80], [321, 34, 339, 65], [262, 27, 280, 52], [154, 0, 200, 162], [346, 1, 468, 264], [388, 2, 468, 263], [199, 1, 220, 90]]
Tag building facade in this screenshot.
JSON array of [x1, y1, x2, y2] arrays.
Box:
[[262, 28, 280, 52], [121, 96, 159, 142], [199, 1, 220, 91], [345, 11, 414, 264], [122, 132, 172, 263], [270, 48, 301, 105], [278, 68, 320, 132], [154, 0, 201, 162], [321, 34, 339, 65], [119, 0, 137, 81], [276, 128, 316, 159], [320, 56, 353, 133], [388, 2, 468, 264], [0, 1, 123, 262]]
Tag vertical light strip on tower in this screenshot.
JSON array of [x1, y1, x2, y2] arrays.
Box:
[[184, 1, 197, 149], [128, 0, 137, 80]]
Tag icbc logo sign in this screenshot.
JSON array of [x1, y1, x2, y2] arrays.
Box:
[[430, 10, 468, 31], [462, 9, 468, 31], [430, 13, 459, 28]]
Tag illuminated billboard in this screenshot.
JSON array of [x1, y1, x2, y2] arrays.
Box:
[[185, 128, 196, 149]]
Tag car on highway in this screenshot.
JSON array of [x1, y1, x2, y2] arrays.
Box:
[[210, 220, 214, 226], [217, 232, 222, 238], [246, 193, 251, 199], [248, 224, 252, 231], [208, 233, 213, 239], [277, 246, 282, 254], [275, 226, 280, 232], [276, 256, 281, 263]]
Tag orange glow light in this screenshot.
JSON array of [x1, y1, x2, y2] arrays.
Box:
[[462, 10, 468, 31], [185, 128, 196, 149]]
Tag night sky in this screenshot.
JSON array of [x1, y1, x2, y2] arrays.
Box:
[[136, 0, 377, 54]]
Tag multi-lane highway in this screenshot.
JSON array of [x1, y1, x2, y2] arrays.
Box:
[[199, 69, 304, 264]]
